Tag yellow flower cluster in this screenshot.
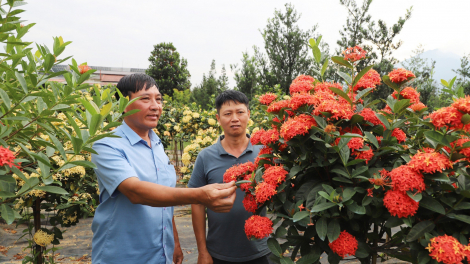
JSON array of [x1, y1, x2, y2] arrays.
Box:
[[192, 113, 200, 118], [181, 153, 191, 166], [60, 211, 78, 225], [174, 125, 181, 132], [182, 115, 192, 123], [183, 110, 192, 116], [180, 166, 189, 174], [208, 118, 217, 126], [33, 230, 54, 247]]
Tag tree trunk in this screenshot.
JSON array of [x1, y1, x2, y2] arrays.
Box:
[[33, 198, 43, 264], [174, 139, 179, 167]]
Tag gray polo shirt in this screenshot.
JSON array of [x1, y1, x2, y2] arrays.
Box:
[[188, 135, 270, 262]]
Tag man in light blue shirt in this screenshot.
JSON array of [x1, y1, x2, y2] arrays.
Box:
[[91, 73, 236, 264]]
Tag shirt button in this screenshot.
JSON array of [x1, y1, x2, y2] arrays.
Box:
[[164, 226, 166, 230]]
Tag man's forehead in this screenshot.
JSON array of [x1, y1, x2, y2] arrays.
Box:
[[220, 101, 247, 109], [133, 85, 161, 96]]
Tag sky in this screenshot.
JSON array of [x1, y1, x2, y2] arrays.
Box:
[[22, 0, 470, 88]]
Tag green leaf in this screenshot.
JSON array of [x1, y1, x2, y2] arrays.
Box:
[[79, 99, 99, 116], [316, 217, 328, 241], [375, 113, 390, 130], [14, 71, 28, 94], [267, 238, 282, 257], [312, 115, 327, 129], [51, 104, 70, 111], [331, 168, 350, 178], [349, 114, 364, 126], [321, 58, 329, 77], [69, 160, 97, 169], [30, 152, 52, 167], [308, 38, 316, 47], [382, 75, 399, 92], [100, 102, 113, 117], [88, 113, 103, 136], [312, 45, 321, 63], [453, 214, 470, 225], [346, 159, 366, 166], [292, 211, 309, 223], [441, 79, 449, 88], [327, 219, 340, 242], [71, 137, 83, 155], [462, 114, 470, 125], [331, 56, 353, 69], [346, 202, 366, 214], [279, 257, 294, 264], [0, 88, 11, 109], [342, 188, 356, 202], [310, 202, 336, 213], [427, 172, 450, 182], [46, 132, 66, 160], [296, 248, 321, 264], [337, 71, 352, 84], [0, 191, 16, 198], [406, 191, 422, 202], [424, 131, 452, 148], [352, 65, 373, 88], [364, 132, 379, 149], [355, 88, 373, 102], [0, 204, 15, 225], [328, 87, 352, 104], [393, 99, 411, 113], [352, 167, 368, 177], [35, 186, 69, 195], [406, 220, 435, 242]]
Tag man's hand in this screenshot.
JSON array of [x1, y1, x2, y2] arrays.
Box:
[[173, 242, 184, 264], [197, 249, 213, 264], [199, 181, 236, 213]]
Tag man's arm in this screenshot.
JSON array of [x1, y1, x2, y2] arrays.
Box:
[[172, 217, 184, 264], [117, 177, 236, 213], [191, 204, 213, 264]]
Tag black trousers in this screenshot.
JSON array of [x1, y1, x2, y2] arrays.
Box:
[[212, 254, 274, 264]]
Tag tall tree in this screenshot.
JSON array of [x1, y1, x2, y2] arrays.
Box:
[[146, 42, 191, 97], [191, 60, 225, 110], [453, 54, 470, 95], [255, 3, 318, 95], [337, 0, 412, 107], [231, 52, 260, 101]]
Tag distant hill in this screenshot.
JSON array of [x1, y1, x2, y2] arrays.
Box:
[[397, 49, 462, 83]]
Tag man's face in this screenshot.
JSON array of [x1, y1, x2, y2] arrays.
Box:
[[124, 85, 163, 133], [216, 101, 250, 138]]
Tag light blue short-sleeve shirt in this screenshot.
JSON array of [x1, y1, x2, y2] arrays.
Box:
[[91, 122, 175, 264]]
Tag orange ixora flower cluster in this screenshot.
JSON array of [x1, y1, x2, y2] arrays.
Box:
[[244, 215, 273, 240], [359, 108, 384, 127], [289, 80, 314, 94], [383, 189, 419, 218], [262, 165, 288, 186], [392, 87, 426, 111], [353, 69, 381, 91], [342, 46, 367, 62], [258, 93, 278, 105], [329, 231, 358, 258], [222, 161, 257, 183], [391, 128, 407, 143], [389, 165, 425, 193], [426, 235, 470, 264], [254, 146, 273, 168], [425, 106, 470, 131], [280, 114, 317, 142], [242, 193, 258, 213], [408, 148, 453, 174], [0, 146, 16, 168], [388, 68, 415, 84], [452, 95, 470, 114]]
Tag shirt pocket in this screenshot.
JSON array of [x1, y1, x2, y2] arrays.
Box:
[[159, 164, 176, 188]]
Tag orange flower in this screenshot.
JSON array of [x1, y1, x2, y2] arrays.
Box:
[[250, 129, 265, 145], [347, 137, 364, 150], [410, 102, 426, 112], [392, 87, 420, 104], [408, 149, 453, 174], [452, 137, 470, 158], [223, 161, 256, 183], [391, 128, 406, 143], [389, 165, 425, 193], [0, 146, 15, 168], [313, 100, 354, 120], [427, 235, 467, 264], [244, 215, 273, 240], [240, 173, 253, 193], [352, 145, 374, 164], [259, 93, 278, 105], [267, 100, 289, 114], [78, 64, 91, 74], [262, 165, 288, 187], [311, 90, 336, 106], [313, 82, 343, 94], [255, 146, 273, 168], [452, 95, 470, 114], [260, 128, 279, 146], [329, 231, 358, 258], [292, 74, 315, 84], [369, 168, 391, 188], [388, 68, 415, 83], [342, 46, 367, 62], [359, 108, 383, 126], [289, 93, 316, 110], [289, 80, 313, 94], [353, 69, 381, 91], [255, 182, 277, 204], [383, 190, 419, 218], [242, 193, 258, 213], [425, 106, 469, 131], [280, 114, 317, 142]]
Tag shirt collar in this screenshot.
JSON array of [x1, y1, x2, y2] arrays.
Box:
[[121, 121, 161, 146], [217, 134, 253, 156]]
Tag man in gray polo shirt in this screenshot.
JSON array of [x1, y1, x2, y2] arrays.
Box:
[[188, 90, 272, 264]]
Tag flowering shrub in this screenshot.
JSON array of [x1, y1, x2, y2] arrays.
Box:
[[223, 38, 470, 263], [0, 2, 134, 263]]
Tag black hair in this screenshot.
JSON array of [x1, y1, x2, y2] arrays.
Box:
[[215, 90, 249, 113], [115, 73, 158, 100]]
